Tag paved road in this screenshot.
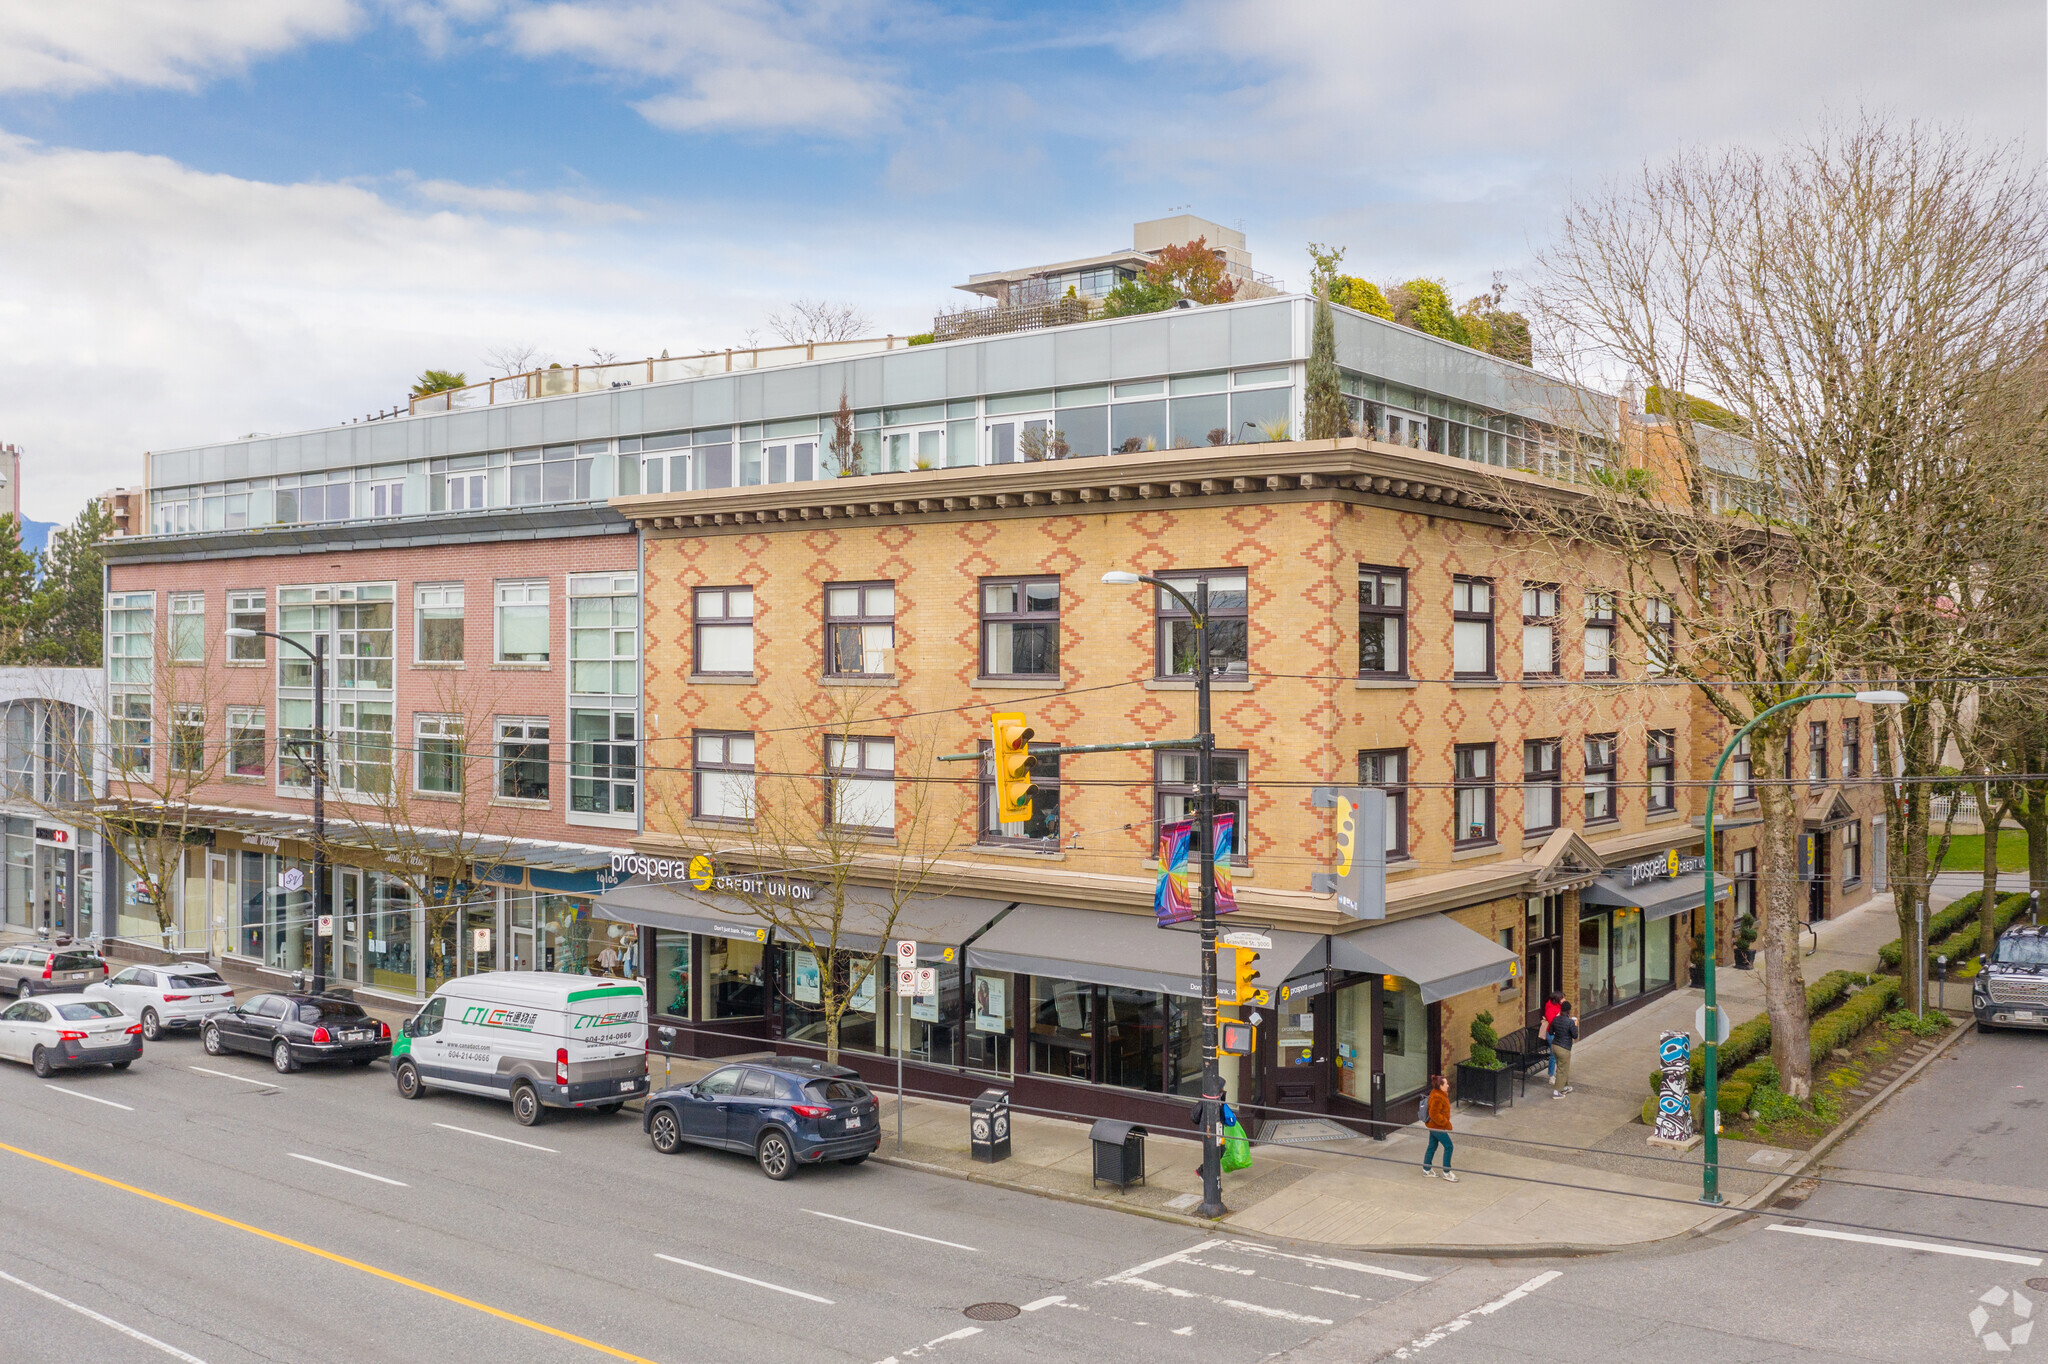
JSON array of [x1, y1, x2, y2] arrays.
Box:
[[0, 1036, 1453, 1363]]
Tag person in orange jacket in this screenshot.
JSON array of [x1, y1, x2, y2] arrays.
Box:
[[1422, 1073, 1456, 1182]]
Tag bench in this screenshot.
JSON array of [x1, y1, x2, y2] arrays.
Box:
[[1493, 1027, 1552, 1097]]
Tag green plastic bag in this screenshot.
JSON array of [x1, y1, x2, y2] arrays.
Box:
[[1220, 1118, 1252, 1172]]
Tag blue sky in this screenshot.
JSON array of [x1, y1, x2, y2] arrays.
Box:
[[0, 0, 2039, 520]]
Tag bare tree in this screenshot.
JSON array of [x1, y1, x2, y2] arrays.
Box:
[[482, 343, 546, 377], [587, 348, 618, 366], [768, 299, 872, 346]]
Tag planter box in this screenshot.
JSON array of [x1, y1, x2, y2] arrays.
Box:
[[1456, 1060, 1514, 1111]]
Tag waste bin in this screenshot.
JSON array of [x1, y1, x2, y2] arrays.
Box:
[[969, 1089, 1011, 1163], [1089, 1119, 1146, 1192]]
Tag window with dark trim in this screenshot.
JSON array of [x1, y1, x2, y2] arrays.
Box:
[[1584, 591, 1616, 677], [693, 731, 755, 823], [1843, 717, 1861, 779], [1770, 610, 1795, 666], [1523, 738, 1561, 834], [1733, 848, 1757, 919], [1843, 820, 1863, 885], [1808, 720, 1828, 788], [1452, 577, 1494, 679], [1454, 742, 1495, 845], [1730, 734, 1755, 805], [1645, 596, 1675, 676], [1154, 570, 1249, 679], [1584, 733, 1617, 823], [1155, 749, 1249, 862], [1520, 584, 1560, 678], [1358, 748, 1408, 858], [980, 577, 1060, 679], [1647, 729, 1676, 812], [825, 735, 896, 831], [1358, 567, 1406, 677], [824, 582, 895, 677], [495, 717, 550, 801], [978, 739, 1061, 844], [693, 586, 754, 676]]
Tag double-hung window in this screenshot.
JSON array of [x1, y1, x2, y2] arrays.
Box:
[[1647, 729, 1676, 812], [1523, 739, 1561, 834], [1844, 820, 1863, 884], [979, 741, 1061, 843], [694, 733, 755, 823], [170, 592, 205, 663], [569, 573, 638, 698], [1584, 733, 1617, 822], [1156, 750, 1249, 861], [824, 583, 895, 677], [571, 711, 637, 816], [1452, 577, 1494, 678], [228, 591, 266, 661], [1358, 568, 1406, 677], [496, 717, 550, 801], [170, 705, 206, 774], [1155, 571, 1249, 679], [1808, 720, 1828, 788], [1521, 584, 1560, 679], [415, 714, 463, 794], [227, 706, 266, 778], [495, 580, 550, 664], [108, 592, 155, 686], [1454, 743, 1496, 845], [415, 584, 464, 663], [336, 701, 393, 795], [693, 587, 754, 676], [1358, 748, 1408, 858], [981, 577, 1060, 679], [1645, 597, 1675, 676], [1733, 849, 1757, 920], [1584, 592, 1616, 677], [1730, 734, 1755, 804], [826, 736, 896, 831], [1843, 718, 1862, 778], [111, 693, 152, 775]]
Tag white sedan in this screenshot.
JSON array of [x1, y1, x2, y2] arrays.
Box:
[[0, 994, 144, 1076], [85, 964, 235, 1040]]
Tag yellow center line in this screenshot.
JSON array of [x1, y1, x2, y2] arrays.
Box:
[[0, 1139, 662, 1364]]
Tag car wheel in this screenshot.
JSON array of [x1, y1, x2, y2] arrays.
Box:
[[393, 1059, 425, 1100], [756, 1128, 795, 1181], [18, 979, 32, 998], [649, 1107, 684, 1154], [31, 1046, 54, 1078], [110, 1060, 132, 1070], [140, 1009, 162, 1042], [838, 1154, 869, 1166], [202, 1023, 225, 1056], [512, 1081, 545, 1127], [273, 1040, 299, 1074]]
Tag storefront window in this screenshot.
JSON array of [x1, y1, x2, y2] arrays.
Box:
[[1165, 995, 1202, 1096], [364, 876, 415, 992], [1101, 987, 1166, 1092], [1578, 910, 1610, 1015], [274, 855, 314, 973], [704, 936, 766, 1019], [653, 931, 691, 1018], [1381, 979, 1427, 1100], [967, 970, 1013, 1076], [1278, 993, 1316, 1069], [426, 902, 458, 992], [1645, 917, 1674, 994], [1614, 908, 1643, 1002], [1030, 977, 1095, 1081], [775, 945, 882, 1053], [238, 852, 264, 958], [1334, 980, 1371, 1101], [899, 963, 960, 1066], [463, 899, 498, 975]]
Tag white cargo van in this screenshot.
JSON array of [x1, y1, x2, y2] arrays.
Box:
[[390, 971, 648, 1126]]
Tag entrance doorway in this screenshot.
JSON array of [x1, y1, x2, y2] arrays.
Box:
[[1524, 893, 1565, 1031], [34, 842, 73, 937], [206, 853, 230, 957], [508, 892, 537, 972], [337, 868, 364, 983], [986, 417, 1050, 465], [1807, 832, 1831, 923]]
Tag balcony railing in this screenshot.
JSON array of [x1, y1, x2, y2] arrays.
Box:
[[933, 296, 1092, 342]]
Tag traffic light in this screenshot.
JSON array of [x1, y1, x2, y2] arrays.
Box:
[[990, 711, 1036, 822], [1221, 945, 1266, 1007]]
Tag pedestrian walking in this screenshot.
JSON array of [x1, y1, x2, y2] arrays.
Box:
[[1549, 1000, 1578, 1096], [1538, 992, 1562, 1081], [1421, 1074, 1457, 1182]]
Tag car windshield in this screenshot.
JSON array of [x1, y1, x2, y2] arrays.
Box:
[[1992, 938, 2048, 967], [806, 1078, 871, 1102], [165, 972, 226, 990], [300, 1001, 368, 1022], [51, 952, 100, 971], [54, 1001, 124, 1020]]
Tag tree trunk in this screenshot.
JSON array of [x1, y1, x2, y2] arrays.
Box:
[[1755, 725, 1813, 1098], [1892, 709, 1935, 1013], [1982, 792, 2012, 965], [823, 975, 841, 1066]]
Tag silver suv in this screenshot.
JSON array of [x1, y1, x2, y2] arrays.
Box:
[[1973, 924, 2048, 1032], [0, 944, 108, 997]]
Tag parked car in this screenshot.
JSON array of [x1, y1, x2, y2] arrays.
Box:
[[85, 964, 235, 1039], [201, 992, 391, 1073], [1973, 923, 2048, 1032], [642, 1057, 880, 1180], [391, 971, 647, 1126], [0, 943, 108, 998], [0, 993, 143, 1075]]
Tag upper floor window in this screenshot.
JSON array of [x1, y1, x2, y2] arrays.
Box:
[[496, 580, 550, 665], [570, 709, 637, 816], [825, 583, 895, 677], [107, 593, 156, 685], [1647, 729, 1676, 812], [694, 732, 755, 823], [1521, 584, 1560, 678], [509, 444, 595, 506], [981, 577, 1060, 679], [496, 717, 550, 801], [1808, 720, 1829, 787], [111, 693, 152, 776], [1358, 748, 1408, 858], [1156, 750, 1249, 862], [278, 584, 394, 690], [416, 584, 464, 664], [1770, 610, 1795, 667], [227, 706, 266, 779], [1646, 597, 1675, 676], [569, 573, 638, 697], [825, 735, 895, 831], [1155, 571, 1249, 679], [228, 591, 266, 662], [1844, 820, 1863, 884], [336, 701, 394, 795], [278, 480, 350, 524], [1452, 577, 1494, 678], [1454, 743, 1496, 845], [694, 587, 754, 676], [1730, 734, 1755, 805], [169, 592, 205, 663], [1523, 738, 1561, 833], [360, 476, 405, 519], [979, 740, 1061, 844], [170, 705, 206, 774], [415, 714, 463, 795], [435, 458, 486, 512], [1358, 568, 1406, 677], [1584, 592, 1616, 678], [1843, 718, 1862, 778], [1584, 733, 1617, 823]]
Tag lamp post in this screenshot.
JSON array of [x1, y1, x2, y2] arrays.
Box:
[[1104, 569, 1228, 1219], [226, 626, 328, 996], [1698, 688, 1905, 1204]]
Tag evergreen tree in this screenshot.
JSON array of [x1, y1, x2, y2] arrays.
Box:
[[0, 515, 36, 662], [1305, 287, 1346, 440], [24, 500, 113, 667]]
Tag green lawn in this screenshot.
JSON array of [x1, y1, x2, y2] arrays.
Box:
[[1927, 829, 2031, 875]]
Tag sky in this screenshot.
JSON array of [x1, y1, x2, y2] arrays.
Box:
[[0, 0, 2040, 522]]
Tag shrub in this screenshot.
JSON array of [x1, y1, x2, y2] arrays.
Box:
[[1807, 978, 1902, 1064], [1467, 1010, 1502, 1069], [1932, 892, 2031, 973], [1884, 1008, 1951, 1038], [1751, 1082, 1805, 1123], [906, 332, 935, 346], [1878, 890, 1985, 970]]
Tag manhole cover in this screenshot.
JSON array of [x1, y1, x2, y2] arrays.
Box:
[[963, 1303, 1020, 1322], [2029, 1278, 2048, 1293]]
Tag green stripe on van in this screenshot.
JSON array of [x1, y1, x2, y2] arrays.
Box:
[[566, 985, 644, 1002]]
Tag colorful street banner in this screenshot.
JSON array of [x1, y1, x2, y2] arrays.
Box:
[[1154, 819, 1193, 924], [1213, 813, 1239, 915]]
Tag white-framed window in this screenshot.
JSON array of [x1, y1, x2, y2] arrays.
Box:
[[278, 698, 320, 790], [693, 731, 755, 822], [415, 583, 464, 663], [360, 476, 405, 519], [694, 587, 755, 676], [169, 704, 205, 774], [277, 583, 395, 690], [1730, 735, 1755, 804], [111, 692, 152, 775], [415, 714, 463, 794], [826, 735, 895, 831], [569, 573, 637, 696], [496, 580, 550, 664], [168, 592, 205, 663], [107, 592, 155, 685], [570, 709, 637, 816], [228, 591, 266, 661], [337, 700, 393, 795], [496, 716, 550, 801], [227, 706, 266, 778]]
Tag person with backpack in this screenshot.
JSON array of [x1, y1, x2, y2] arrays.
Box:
[[1421, 1074, 1457, 1182], [1537, 992, 1563, 1081], [1549, 1000, 1579, 1096]]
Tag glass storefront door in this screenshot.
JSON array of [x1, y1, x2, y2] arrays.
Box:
[[36, 842, 74, 937], [463, 896, 499, 976], [508, 893, 537, 971], [1578, 911, 1611, 1016], [1333, 979, 1373, 1102], [1613, 908, 1643, 1002], [337, 868, 363, 983], [1380, 978, 1428, 1102], [206, 854, 230, 957]]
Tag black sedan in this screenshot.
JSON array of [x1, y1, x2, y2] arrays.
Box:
[[643, 1057, 880, 1180], [201, 992, 391, 1074]]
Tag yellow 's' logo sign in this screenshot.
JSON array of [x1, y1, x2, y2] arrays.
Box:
[[1334, 794, 1358, 877]]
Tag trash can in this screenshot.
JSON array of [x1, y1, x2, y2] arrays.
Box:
[[1089, 1119, 1147, 1192], [969, 1089, 1011, 1163]]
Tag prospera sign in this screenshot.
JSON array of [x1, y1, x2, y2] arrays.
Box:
[[1625, 848, 1706, 888], [609, 852, 818, 902]]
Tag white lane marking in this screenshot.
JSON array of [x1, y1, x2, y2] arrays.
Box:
[[1117, 1276, 1333, 1325], [433, 1122, 558, 1154], [804, 1208, 978, 1251], [43, 1085, 133, 1111], [189, 1066, 281, 1089], [871, 1325, 981, 1362], [1767, 1223, 2043, 1266], [1099, 1238, 1214, 1284], [287, 1153, 408, 1187], [655, 1253, 834, 1304], [1393, 1269, 1562, 1358], [1020, 1295, 1065, 1312], [0, 1267, 209, 1362], [1221, 1239, 1433, 1283]]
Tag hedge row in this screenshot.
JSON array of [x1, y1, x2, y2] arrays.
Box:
[[1716, 978, 1902, 1116], [1646, 969, 1865, 1097], [1877, 890, 1986, 969], [1933, 892, 2032, 973]]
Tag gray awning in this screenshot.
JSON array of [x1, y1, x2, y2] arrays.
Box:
[[593, 879, 1009, 957], [1578, 870, 1730, 922], [964, 904, 1323, 999], [1328, 913, 1519, 1004]]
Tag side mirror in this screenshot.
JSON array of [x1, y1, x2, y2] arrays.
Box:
[[400, 1019, 418, 1038]]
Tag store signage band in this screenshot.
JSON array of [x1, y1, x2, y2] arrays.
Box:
[[1625, 849, 1706, 887], [609, 852, 817, 902]]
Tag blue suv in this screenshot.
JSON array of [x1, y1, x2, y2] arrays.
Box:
[[643, 1057, 881, 1179]]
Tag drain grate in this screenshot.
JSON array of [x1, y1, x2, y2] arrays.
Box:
[[963, 1302, 1020, 1322], [2030, 1278, 2048, 1293]]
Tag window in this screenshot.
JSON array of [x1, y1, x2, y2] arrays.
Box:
[[826, 736, 896, 831], [170, 704, 205, 774], [693, 587, 755, 676], [227, 706, 265, 778], [1808, 720, 1828, 787], [337, 701, 393, 795], [1358, 748, 1409, 858], [508, 445, 595, 507], [1154, 571, 1249, 679], [1843, 717, 1862, 778], [1584, 592, 1616, 677], [1647, 729, 1676, 812], [361, 476, 405, 519], [1645, 597, 1675, 676], [336, 593, 394, 689], [1452, 577, 1494, 678], [1454, 743, 1495, 845], [978, 741, 1061, 843], [167, 592, 206, 662], [981, 577, 1060, 679], [278, 699, 320, 789], [496, 717, 550, 801], [569, 573, 638, 696], [1584, 733, 1617, 822], [415, 584, 464, 663], [496, 580, 550, 664], [571, 710, 637, 815], [1156, 750, 1250, 861], [415, 715, 463, 794], [1521, 584, 1559, 678], [107, 593, 155, 685], [1523, 739, 1561, 833], [1730, 734, 1755, 804], [1844, 820, 1863, 884], [1770, 610, 1795, 666], [824, 582, 895, 677], [1358, 568, 1406, 676], [1733, 848, 1757, 920], [694, 732, 756, 822], [228, 591, 266, 661]]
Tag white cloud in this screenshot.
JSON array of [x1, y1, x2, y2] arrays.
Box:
[[0, 0, 359, 93]]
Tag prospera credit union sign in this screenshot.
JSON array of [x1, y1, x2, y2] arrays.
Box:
[[609, 852, 818, 902], [1624, 848, 1707, 887]]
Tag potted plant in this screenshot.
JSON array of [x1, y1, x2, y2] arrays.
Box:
[[1454, 1010, 1513, 1110], [1687, 936, 1707, 988], [1732, 916, 1758, 970]]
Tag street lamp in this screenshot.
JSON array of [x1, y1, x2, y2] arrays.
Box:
[[1103, 569, 1230, 1219], [225, 625, 329, 996], [1698, 688, 1905, 1204]]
